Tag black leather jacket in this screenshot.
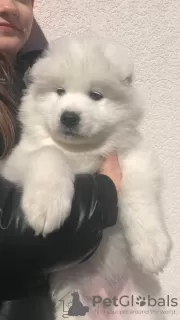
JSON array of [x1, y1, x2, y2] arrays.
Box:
[[0, 50, 119, 319], [0, 174, 118, 319]]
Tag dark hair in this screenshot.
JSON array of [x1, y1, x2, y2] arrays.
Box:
[[0, 53, 17, 159]]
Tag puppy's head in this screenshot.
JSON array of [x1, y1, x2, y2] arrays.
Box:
[[25, 36, 142, 147]]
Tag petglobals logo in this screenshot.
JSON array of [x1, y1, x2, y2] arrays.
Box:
[[92, 295, 178, 308], [57, 291, 178, 318]]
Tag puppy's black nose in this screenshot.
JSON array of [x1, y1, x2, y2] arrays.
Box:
[[61, 111, 80, 128]]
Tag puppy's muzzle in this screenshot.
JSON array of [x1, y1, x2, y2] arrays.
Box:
[[60, 111, 80, 129]]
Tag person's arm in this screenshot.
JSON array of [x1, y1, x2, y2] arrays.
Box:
[[0, 174, 118, 272], [0, 173, 118, 299]]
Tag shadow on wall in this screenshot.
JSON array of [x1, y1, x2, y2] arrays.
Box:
[[22, 18, 48, 53]]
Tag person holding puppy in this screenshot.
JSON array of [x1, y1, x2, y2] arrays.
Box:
[[0, 1, 121, 319]]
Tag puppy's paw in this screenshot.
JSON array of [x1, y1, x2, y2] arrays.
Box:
[[22, 175, 74, 236], [131, 230, 172, 274]]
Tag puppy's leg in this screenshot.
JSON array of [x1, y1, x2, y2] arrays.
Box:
[[119, 142, 172, 274], [21, 146, 74, 236]]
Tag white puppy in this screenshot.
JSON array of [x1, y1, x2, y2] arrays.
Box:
[[2, 36, 172, 319]]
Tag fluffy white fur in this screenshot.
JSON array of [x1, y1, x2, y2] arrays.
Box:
[[2, 36, 172, 319]]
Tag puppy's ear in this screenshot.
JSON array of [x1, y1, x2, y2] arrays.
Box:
[[29, 48, 49, 81], [104, 41, 134, 85]]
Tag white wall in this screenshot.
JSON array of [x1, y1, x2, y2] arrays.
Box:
[[31, 1, 180, 318]]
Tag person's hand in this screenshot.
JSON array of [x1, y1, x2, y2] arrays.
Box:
[[99, 153, 122, 192]]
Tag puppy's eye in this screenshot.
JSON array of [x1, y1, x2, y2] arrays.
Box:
[[88, 91, 103, 101], [56, 87, 66, 96]]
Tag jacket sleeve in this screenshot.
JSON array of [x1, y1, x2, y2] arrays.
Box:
[[0, 174, 118, 299]]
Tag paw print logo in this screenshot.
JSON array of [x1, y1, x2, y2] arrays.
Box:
[[136, 296, 146, 307]]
